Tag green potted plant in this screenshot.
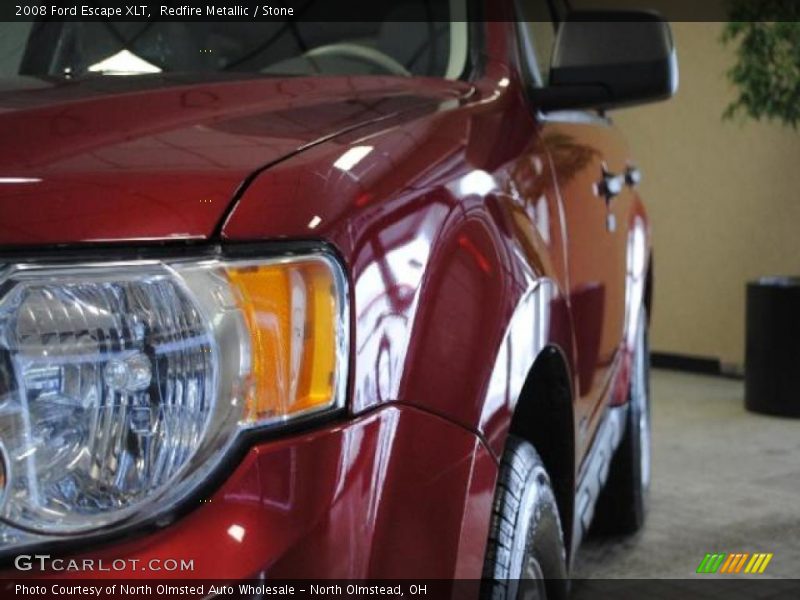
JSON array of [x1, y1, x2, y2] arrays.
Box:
[[722, 1, 800, 127]]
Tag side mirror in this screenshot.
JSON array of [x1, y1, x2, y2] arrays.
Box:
[[531, 11, 678, 112]]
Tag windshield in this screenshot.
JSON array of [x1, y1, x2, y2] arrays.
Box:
[[0, 9, 467, 81]]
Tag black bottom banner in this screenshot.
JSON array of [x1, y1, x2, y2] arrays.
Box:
[[2, 579, 800, 600]]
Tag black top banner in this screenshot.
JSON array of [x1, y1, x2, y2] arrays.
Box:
[[1, 0, 798, 22]]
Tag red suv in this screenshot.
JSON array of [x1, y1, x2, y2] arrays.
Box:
[[0, 2, 676, 596]]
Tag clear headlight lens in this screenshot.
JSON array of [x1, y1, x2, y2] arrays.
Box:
[[0, 253, 348, 548]]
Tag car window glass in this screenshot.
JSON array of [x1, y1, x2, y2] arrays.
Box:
[[518, 0, 558, 86], [0, 2, 468, 80]]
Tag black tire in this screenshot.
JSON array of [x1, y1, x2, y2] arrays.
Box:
[[590, 308, 651, 536], [482, 436, 568, 600]]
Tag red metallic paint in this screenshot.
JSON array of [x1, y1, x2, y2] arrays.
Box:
[[0, 17, 652, 579], [14, 406, 495, 580], [0, 75, 469, 246]]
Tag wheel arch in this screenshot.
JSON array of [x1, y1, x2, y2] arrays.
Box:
[[506, 344, 577, 558]]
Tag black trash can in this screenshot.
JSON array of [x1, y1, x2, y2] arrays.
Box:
[[745, 277, 800, 417]]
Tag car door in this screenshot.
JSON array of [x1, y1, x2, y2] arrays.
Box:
[[543, 117, 634, 454], [518, 1, 635, 457]]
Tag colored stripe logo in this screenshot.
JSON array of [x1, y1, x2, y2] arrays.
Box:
[[696, 553, 773, 574]]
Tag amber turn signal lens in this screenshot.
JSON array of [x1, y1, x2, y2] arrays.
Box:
[[226, 257, 346, 423]]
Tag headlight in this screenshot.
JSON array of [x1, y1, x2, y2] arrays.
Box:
[[0, 252, 348, 550]]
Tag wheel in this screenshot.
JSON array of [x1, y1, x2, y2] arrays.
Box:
[[482, 436, 568, 600], [590, 308, 651, 535]]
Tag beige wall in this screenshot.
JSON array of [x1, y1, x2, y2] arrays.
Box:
[[611, 23, 800, 369]]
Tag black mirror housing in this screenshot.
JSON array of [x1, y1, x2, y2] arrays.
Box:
[[532, 10, 678, 112]]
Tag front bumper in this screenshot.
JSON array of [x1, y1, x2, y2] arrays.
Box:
[[5, 405, 496, 580]]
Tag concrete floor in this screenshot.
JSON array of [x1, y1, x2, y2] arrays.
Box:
[[572, 369, 800, 583]]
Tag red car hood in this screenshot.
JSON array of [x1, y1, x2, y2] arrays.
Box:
[[0, 74, 469, 247]]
